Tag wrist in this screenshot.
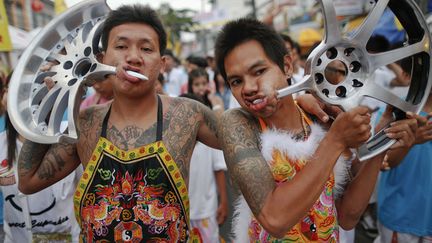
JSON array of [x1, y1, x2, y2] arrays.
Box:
[[323, 132, 346, 152], [212, 105, 223, 111]]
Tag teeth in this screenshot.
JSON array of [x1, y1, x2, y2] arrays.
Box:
[[126, 70, 148, 80], [252, 99, 263, 105]]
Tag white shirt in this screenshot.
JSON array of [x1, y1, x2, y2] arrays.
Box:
[[0, 132, 80, 243], [188, 142, 227, 220], [163, 67, 188, 97]]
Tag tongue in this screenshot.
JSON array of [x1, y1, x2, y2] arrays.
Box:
[[124, 71, 141, 83], [250, 99, 267, 111]]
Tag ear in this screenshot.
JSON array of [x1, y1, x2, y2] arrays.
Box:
[[160, 55, 168, 72], [283, 54, 294, 79]]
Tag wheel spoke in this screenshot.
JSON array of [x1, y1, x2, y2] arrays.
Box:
[[48, 52, 69, 64], [320, 0, 341, 45], [350, 0, 389, 45], [47, 89, 69, 136], [365, 83, 413, 112], [55, 22, 70, 40], [34, 87, 61, 125], [277, 75, 314, 99], [369, 38, 428, 72]]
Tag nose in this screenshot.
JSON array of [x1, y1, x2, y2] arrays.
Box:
[[243, 77, 259, 96], [126, 47, 143, 66]]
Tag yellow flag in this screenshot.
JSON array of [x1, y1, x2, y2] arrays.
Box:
[[0, 0, 12, 51], [55, 0, 67, 15]]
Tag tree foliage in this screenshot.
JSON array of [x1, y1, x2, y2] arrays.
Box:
[[157, 3, 197, 47]]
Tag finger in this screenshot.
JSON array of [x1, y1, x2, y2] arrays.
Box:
[[313, 104, 330, 123], [351, 106, 370, 115], [353, 113, 371, 126], [40, 62, 56, 72], [325, 105, 343, 118], [388, 119, 417, 132], [44, 77, 55, 90], [383, 105, 393, 117]]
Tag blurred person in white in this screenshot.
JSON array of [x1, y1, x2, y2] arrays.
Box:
[[183, 68, 227, 241], [0, 72, 80, 243], [162, 49, 188, 97]]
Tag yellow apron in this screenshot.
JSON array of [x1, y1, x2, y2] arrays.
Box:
[[74, 96, 194, 242]]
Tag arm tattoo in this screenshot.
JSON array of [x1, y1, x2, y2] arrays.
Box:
[[78, 106, 105, 158], [18, 140, 77, 180], [37, 141, 75, 179], [200, 104, 219, 138], [163, 98, 201, 181], [18, 141, 50, 176], [219, 109, 276, 216]]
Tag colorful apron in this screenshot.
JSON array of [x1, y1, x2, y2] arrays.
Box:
[[74, 96, 193, 242], [249, 109, 339, 242]]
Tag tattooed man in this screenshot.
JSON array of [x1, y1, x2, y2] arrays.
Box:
[[16, 5, 222, 242], [215, 18, 418, 241]]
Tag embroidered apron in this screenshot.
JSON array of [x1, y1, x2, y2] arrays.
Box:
[[249, 109, 339, 242], [74, 96, 192, 242]]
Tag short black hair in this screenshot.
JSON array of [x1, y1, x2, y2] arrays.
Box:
[[101, 4, 167, 55], [186, 56, 208, 68], [215, 18, 287, 81], [366, 35, 390, 53], [163, 49, 175, 58]]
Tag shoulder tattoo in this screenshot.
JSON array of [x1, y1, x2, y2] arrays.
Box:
[[219, 109, 276, 216]]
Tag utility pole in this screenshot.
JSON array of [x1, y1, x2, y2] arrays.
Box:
[[251, 0, 257, 18], [244, 0, 257, 19]]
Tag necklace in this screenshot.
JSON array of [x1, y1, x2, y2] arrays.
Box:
[[295, 103, 310, 140]]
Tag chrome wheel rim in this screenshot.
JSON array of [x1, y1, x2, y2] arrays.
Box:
[[277, 0, 432, 160], [8, 0, 113, 144]]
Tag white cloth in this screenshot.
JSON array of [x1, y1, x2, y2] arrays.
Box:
[[163, 67, 188, 97], [361, 66, 409, 129], [0, 132, 80, 243], [228, 93, 240, 109], [292, 67, 305, 85], [188, 142, 227, 220], [374, 221, 432, 243], [340, 228, 355, 243]]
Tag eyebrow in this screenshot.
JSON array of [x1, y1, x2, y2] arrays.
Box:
[[114, 36, 153, 45], [226, 60, 266, 81]]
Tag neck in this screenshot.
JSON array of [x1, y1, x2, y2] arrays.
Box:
[[111, 92, 158, 125], [263, 96, 303, 132]]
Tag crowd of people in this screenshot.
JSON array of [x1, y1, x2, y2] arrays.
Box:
[[0, 3, 430, 243]]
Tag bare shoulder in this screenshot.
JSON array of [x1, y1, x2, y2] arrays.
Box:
[[77, 103, 110, 164], [218, 108, 262, 173], [162, 96, 216, 131], [218, 108, 261, 153], [160, 96, 215, 181]]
